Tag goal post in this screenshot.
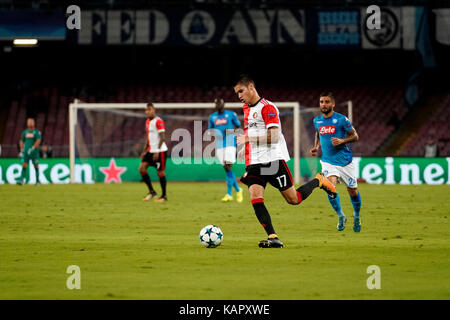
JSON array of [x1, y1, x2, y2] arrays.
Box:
[[68, 101, 301, 184], [346, 100, 353, 123]]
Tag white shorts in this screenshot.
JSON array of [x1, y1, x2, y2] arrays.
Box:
[[320, 160, 358, 188], [216, 146, 236, 165]]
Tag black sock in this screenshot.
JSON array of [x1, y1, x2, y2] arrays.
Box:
[[142, 174, 155, 194], [252, 199, 276, 236], [296, 178, 319, 201], [159, 175, 167, 197]]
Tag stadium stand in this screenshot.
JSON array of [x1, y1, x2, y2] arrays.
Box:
[[0, 83, 412, 158], [400, 93, 450, 157]]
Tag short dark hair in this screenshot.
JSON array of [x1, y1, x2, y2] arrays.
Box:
[[320, 92, 335, 102], [146, 102, 154, 108], [236, 74, 255, 87]]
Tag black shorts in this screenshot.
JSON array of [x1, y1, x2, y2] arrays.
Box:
[[142, 151, 167, 170], [240, 159, 293, 191]]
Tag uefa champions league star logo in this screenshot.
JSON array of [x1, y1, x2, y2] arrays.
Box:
[[181, 11, 216, 45]]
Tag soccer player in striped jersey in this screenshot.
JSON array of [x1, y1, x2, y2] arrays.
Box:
[[234, 75, 337, 248], [139, 103, 168, 203], [208, 98, 243, 203], [310, 92, 362, 232]]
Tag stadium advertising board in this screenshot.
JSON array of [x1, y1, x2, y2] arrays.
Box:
[[0, 157, 450, 185], [354, 157, 450, 185]]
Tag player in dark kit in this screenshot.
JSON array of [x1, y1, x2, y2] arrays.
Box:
[[139, 103, 168, 203], [234, 75, 337, 248], [17, 117, 41, 185]]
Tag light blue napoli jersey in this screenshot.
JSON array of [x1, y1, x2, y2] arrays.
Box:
[[313, 111, 354, 166], [208, 110, 240, 149]]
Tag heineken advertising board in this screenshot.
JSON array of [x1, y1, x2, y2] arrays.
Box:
[[0, 157, 449, 185]]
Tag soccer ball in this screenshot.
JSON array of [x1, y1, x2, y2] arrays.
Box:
[[199, 225, 223, 248]]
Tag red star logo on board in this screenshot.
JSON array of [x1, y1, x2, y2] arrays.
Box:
[[99, 158, 127, 183]]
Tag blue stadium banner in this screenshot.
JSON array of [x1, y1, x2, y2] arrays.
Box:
[[0, 10, 65, 39], [69, 9, 306, 46], [315, 9, 360, 48]]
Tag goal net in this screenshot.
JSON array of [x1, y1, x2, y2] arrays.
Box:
[[68, 100, 351, 184]]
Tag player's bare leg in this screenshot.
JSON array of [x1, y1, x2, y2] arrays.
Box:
[[247, 184, 283, 248], [17, 162, 28, 185], [325, 175, 347, 231], [280, 186, 301, 204], [347, 186, 362, 232], [140, 162, 157, 201], [34, 164, 40, 186], [280, 174, 336, 205], [154, 169, 167, 202]]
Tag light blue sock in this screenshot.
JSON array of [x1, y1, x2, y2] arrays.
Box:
[[230, 171, 241, 192], [328, 193, 345, 217], [350, 192, 362, 218], [226, 171, 233, 196]]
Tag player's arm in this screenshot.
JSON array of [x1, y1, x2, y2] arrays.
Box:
[[28, 131, 42, 155], [154, 119, 166, 161], [157, 131, 166, 150], [33, 138, 41, 149], [152, 131, 166, 162], [19, 132, 25, 151], [141, 142, 148, 154], [156, 119, 166, 149], [206, 116, 215, 136], [35, 131, 42, 149], [233, 112, 241, 128], [310, 131, 321, 156], [237, 104, 279, 146], [19, 140, 24, 157], [331, 128, 359, 146], [25, 137, 40, 156], [26, 138, 40, 155], [237, 127, 279, 146], [208, 116, 214, 130], [140, 140, 148, 160], [18, 132, 25, 157]]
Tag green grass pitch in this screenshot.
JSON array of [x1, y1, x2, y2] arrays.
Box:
[[0, 182, 449, 299]]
